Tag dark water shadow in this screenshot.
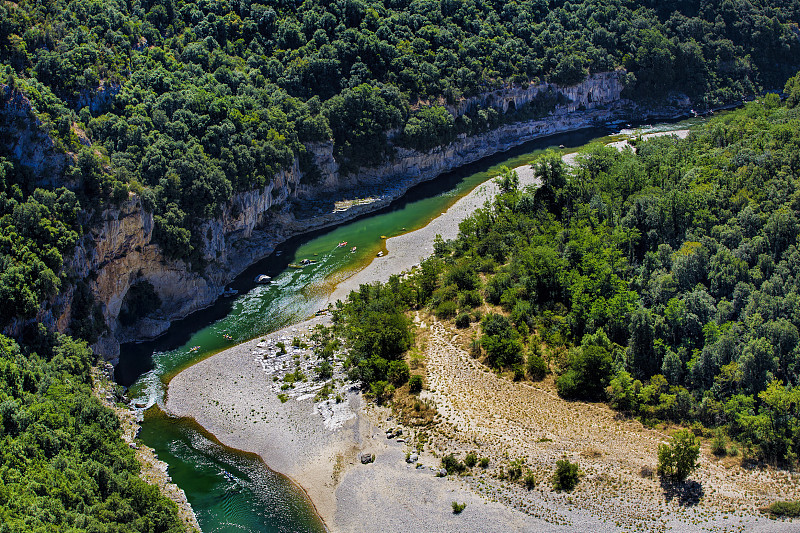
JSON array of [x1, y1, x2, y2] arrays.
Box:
[[660, 477, 704, 506]]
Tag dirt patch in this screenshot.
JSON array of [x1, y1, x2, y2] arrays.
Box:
[[412, 317, 800, 531]]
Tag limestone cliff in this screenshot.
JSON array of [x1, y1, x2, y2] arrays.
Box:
[[0, 84, 71, 188], [1, 71, 695, 360]]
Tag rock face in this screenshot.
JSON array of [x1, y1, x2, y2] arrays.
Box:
[[0, 84, 71, 188], [0, 71, 695, 360]]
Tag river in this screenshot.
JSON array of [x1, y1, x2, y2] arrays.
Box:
[[116, 118, 702, 532]]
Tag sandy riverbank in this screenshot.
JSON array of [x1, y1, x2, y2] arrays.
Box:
[[327, 163, 538, 305], [166, 162, 545, 531], [165, 134, 800, 532]]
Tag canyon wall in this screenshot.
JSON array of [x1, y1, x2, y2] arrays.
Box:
[[3, 71, 692, 360]]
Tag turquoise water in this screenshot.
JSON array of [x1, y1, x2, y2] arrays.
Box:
[[117, 118, 705, 532]]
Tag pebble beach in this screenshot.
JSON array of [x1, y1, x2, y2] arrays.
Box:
[[165, 151, 800, 532]]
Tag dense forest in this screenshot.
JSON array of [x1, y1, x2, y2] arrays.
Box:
[[2, 0, 800, 264], [2, 0, 800, 527], [0, 329, 185, 531], [0, 152, 185, 528], [333, 80, 800, 466]]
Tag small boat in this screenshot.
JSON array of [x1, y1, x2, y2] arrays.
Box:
[[223, 334, 233, 340], [377, 251, 384, 257], [190, 346, 200, 352], [300, 258, 317, 266], [559, 144, 565, 149], [351, 246, 357, 253], [222, 287, 238, 297], [337, 241, 348, 247], [254, 274, 272, 284]]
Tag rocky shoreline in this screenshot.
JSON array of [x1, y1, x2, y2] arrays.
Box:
[[164, 136, 800, 532], [92, 363, 201, 532], [52, 71, 710, 362]]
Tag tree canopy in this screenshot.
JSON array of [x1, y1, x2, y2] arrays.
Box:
[[334, 92, 800, 466], [2, 0, 800, 262]]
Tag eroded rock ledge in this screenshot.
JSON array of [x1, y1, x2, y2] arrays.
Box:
[[3, 71, 694, 360]]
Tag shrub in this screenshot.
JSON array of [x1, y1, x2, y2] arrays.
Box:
[[527, 353, 548, 381], [317, 359, 333, 380], [507, 458, 523, 480], [408, 374, 423, 393], [552, 459, 580, 492], [711, 428, 727, 456], [451, 501, 467, 514], [455, 312, 471, 328], [767, 500, 800, 517], [556, 345, 613, 400], [657, 430, 700, 481], [460, 289, 483, 308], [464, 452, 477, 467], [435, 300, 458, 319], [524, 470, 537, 489], [442, 454, 466, 474], [479, 457, 490, 468], [387, 360, 410, 385], [370, 380, 392, 402]]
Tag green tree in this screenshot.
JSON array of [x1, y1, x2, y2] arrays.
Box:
[[657, 430, 700, 481], [552, 459, 580, 491]]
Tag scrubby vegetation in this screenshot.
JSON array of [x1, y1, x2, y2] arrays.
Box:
[[552, 459, 581, 492], [0, 157, 83, 331], [334, 90, 800, 467], [658, 430, 700, 481], [766, 500, 800, 518]]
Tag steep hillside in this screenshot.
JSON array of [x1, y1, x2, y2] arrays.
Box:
[[1, 0, 799, 357]]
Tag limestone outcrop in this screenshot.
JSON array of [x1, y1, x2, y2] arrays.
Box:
[[1, 71, 697, 360]]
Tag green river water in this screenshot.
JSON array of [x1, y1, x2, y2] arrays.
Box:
[[116, 119, 702, 532]]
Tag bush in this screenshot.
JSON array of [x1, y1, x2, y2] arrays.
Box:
[[408, 374, 423, 393], [464, 452, 477, 467], [657, 430, 700, 481], [442, 454, 466, 474], [436, 300, 458, 319], [479, 457, 490, 468], [370, 380, 392, 403], [451, 501, 467, 514], [455, 312, 471, 328], [387, 360, 410, 385], [767, 500, 800, 517], [527, 353, 548, 381], [556, 345, 613, 400], [711, 428, 727, 456], [552, 459, 580, 492], [524, 470, 537, 489], [507, 458, 523, 480], [460, 290, 483, 309]]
